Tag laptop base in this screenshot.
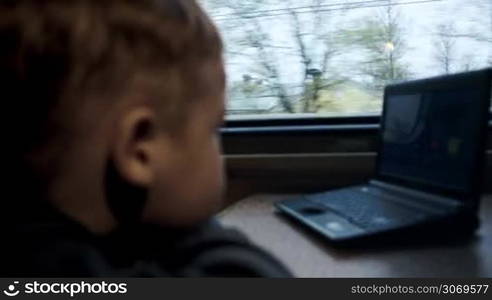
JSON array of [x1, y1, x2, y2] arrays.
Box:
[[275, 184, 480, 247]]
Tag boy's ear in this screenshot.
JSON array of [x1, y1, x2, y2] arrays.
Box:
[[111, 107, 163, 188]]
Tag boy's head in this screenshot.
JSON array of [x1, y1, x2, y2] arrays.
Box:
[[1, 0, 226, 232]]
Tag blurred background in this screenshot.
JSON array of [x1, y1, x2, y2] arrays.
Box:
[[199, 0, 491, 118]]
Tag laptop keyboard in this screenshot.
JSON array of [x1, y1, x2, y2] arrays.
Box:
[[306, 188, 435, 231]]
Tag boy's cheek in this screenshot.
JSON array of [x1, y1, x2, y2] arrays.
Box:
[[142, 155, 225, 226], [143, 183, 223, 226]]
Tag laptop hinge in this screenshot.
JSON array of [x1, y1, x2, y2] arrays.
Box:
[[369, 179, 463, 208]]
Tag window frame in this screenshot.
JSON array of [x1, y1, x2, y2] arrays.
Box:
[[222, 115, 381, 136], [222, 113, 492, 135], [221, 113, 492, 154]]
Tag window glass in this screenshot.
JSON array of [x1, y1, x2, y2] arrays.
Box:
[[200, 0, 491, 118]]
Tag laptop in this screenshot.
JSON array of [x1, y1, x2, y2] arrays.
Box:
[[276, 68, 492, 245]]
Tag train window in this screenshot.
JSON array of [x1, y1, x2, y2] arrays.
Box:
[[200, 0, 491, 120]]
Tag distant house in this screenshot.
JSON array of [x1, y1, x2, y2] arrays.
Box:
[[296, 80, 383, 114], [226, 78, 383, 115], [226, 95, 278, 115], [226, 77, 279, 115]]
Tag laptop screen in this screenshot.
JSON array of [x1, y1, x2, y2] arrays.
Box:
[[378, 87, 486, 194]]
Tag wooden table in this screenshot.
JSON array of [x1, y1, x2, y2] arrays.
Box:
[[220, 194, 492, 278]]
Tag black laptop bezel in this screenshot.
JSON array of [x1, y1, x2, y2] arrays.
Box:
[[374, 68, 492, 204]]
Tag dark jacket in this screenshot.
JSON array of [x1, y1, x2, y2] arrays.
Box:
[[1, 203, 292, 277]]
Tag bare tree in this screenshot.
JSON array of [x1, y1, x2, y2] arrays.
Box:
[[203, 0, 346, 113], [244, 19, 294, 112], [442, 0, 492, 66], [287, 3, 345, 113], [433, 23, 457, 74], [339, 0, 411, 91]]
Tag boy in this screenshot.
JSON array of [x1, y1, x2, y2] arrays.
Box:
[[0, 0, 291, 277]]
